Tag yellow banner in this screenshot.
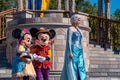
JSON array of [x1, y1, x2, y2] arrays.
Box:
[[40, 0, 50, 17]]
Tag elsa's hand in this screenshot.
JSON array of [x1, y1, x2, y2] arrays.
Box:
[[69, 54, 74, 60]]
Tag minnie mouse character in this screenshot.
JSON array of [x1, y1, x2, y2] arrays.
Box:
[[30, 27, 56, 80], [12, 28, 36, 80]]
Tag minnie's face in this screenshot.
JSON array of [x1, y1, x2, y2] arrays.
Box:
[[37, 33, 50, 46], [21, 34, 32, 48]]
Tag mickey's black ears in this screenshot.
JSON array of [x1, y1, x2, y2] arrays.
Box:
[[12, 28, 22, 39], [30, 28, 56, 39], [49, 29, 56, 39], [30, 28, 39, 37]]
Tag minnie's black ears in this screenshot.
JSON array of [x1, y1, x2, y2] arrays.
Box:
[[12, 28, 22, 39], [49, 29, 56, 39], [30, 28, 39, 37]]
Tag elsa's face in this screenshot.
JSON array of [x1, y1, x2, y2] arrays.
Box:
[[71, 14, 81, 26], [71, 18, 81, 26]]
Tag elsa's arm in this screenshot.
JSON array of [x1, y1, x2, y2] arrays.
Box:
[[68, 27, 74, 60]]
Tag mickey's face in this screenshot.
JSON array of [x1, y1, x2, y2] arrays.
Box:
[[37, 33, 50, 46]]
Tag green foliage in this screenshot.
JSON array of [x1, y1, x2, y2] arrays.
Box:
[[0, 0, 16, 12], [49, 0, 98, 15], [75, 0, 98, 15], [112, 8, 120, 50], [49, 0, 65, 10], [49, 0, 56, 9], [113, 8, 120, 21]]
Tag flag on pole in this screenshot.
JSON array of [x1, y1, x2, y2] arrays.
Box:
[[41, 0, 50, 11], [35, 0, 42, 17], [21, 0, 25, 10], [28, 0, 32, 9], [41, 0, 50, 17], [35, 0, 50, 17]]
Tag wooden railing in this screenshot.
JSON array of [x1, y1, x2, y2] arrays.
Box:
[[89, 14, 120, 51], [0, 8, 16, 40]]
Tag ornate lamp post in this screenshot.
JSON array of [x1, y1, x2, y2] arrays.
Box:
[[97, 0, 103, 45], [98, 0, 103, 16], [104, 0, 111, 49], [104, 0, 110, 19]]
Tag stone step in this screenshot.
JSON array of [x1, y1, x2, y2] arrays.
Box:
[[88, 72, 120, 77], [90, 48, 113, 52], [90, 64, 120, 68], [0, 78, 12, 80], [90, 60, 120, 65], [0, 69, 61, 80], [90, 54, 120, 58], [0, 69, 12, 78], [89, 45, 112, 51], [89, 50, 114, 54], [89, 68, 120, 72], [89, 77, 120, 80], [0, 75, 60, 80], [89, 44, 103, 48], [90, 57, 120, 61], [89, 53, 115, 56], [90, 48, 113, 51], [0, 69, 89, 80], [89, 44, 120, 79], [49, 70, 61, 75]]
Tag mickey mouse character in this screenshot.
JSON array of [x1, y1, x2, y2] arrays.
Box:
[[30, 27, 56, 80], [12, 28, 36, 80]]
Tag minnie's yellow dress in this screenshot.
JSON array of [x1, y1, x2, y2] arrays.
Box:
[[12, 45, 36, 78]]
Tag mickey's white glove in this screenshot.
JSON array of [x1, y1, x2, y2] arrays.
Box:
[[31, 54, 46, 62], [31, 54, 38, 60], [37, 56, 46, 62]]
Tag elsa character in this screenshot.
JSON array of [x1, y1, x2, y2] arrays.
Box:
[[60, 14, 87, 80]]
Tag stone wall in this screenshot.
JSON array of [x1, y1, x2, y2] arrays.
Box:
[[6, 10, 90, 72]]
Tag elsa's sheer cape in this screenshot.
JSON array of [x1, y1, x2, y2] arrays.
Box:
[[60, 27, 87, 80]]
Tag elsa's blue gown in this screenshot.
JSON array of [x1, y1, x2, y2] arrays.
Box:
[[60, 27, 87, 80]]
